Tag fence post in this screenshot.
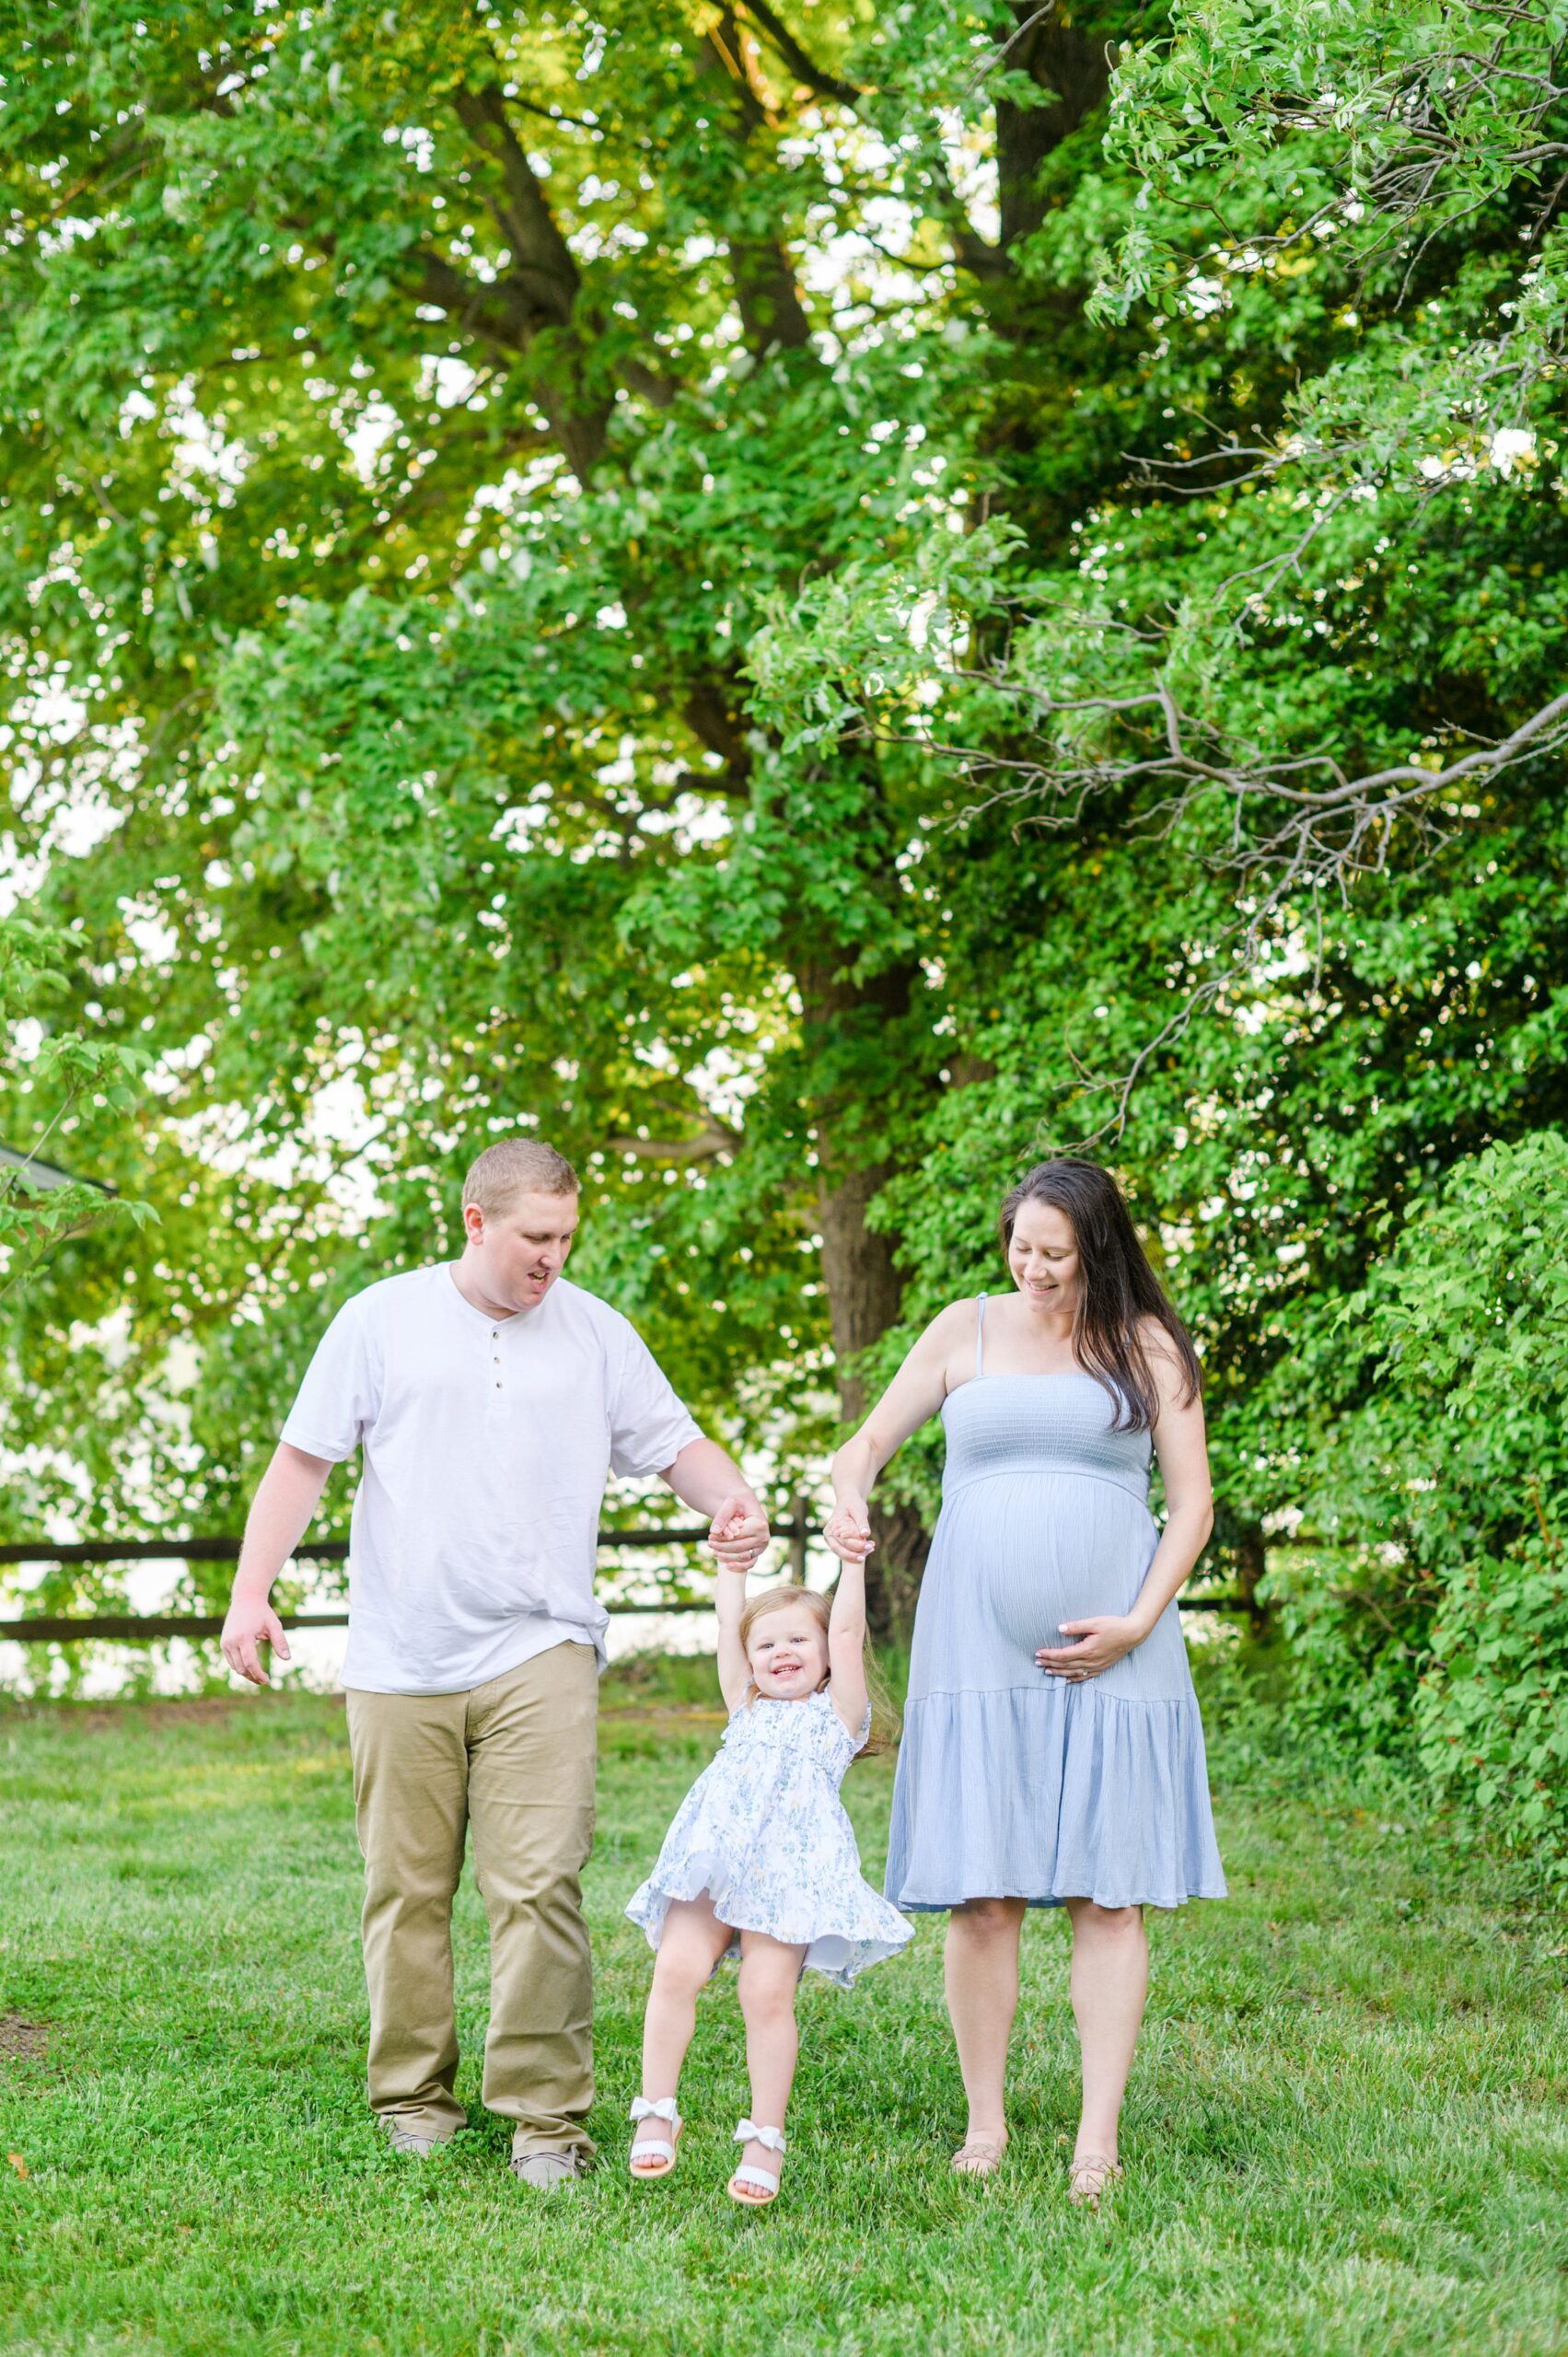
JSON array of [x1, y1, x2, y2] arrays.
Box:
[[788, 1492, 808, 1584]]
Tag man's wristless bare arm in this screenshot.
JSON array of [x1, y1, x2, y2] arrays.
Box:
[[222, 1443, 334, 1686]]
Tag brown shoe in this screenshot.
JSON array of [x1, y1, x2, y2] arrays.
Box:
[[381, 2121, 447, 2160], [510, 2146, 589, 2190]]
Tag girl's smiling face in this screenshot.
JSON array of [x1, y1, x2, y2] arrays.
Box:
[[746, 1607, 830, 1699]]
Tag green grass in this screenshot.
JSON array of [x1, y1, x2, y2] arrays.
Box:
[[1, 1658, 1565, 2357]]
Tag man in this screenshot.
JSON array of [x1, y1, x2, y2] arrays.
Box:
[[220, 1137, 769, 2188]]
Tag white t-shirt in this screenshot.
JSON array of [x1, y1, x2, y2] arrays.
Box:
[[281, 1265, 702, 1694]]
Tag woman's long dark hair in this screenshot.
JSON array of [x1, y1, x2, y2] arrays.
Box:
[[998, 1158, 1202, 1433]]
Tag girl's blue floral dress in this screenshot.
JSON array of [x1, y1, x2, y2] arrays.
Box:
[[625, 1688, 912, 1988]]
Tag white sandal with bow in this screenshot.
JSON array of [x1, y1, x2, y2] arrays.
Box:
[[727, 2118, 786, 2207], [627, 2095, 682, 2179]]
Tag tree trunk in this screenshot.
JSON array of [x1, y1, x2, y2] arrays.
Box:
[[799, 953, 932, 1640], [1234, 1523, 1269, 1631], [994, 12, 1112, 250]]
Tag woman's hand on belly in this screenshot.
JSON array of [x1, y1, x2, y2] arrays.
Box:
[[1036, 1614, 1144, 1682]]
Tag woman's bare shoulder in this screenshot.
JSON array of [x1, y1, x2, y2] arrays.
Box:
[[895, 1298, 982, 1383], [927, 1296, 984, 1337]]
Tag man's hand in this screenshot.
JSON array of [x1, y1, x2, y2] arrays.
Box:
[[220, 1596, 293, 1688], [221, 1443, 331, 1687], [707, 1494, 771, 1573]]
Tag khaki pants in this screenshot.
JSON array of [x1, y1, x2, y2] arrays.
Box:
[[345, 1643, 598, 2157]]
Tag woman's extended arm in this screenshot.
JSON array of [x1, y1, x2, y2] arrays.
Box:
[[825, 1549, 869, 1737], [823, 1301, 971, 1564], [1036, 1333, 1215, 1681], [714, 1564, 751, 1714]]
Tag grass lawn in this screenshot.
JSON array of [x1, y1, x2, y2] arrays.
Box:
[[1, 1655, 1565, 2356]]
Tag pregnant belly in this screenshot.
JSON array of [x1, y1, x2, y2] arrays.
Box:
[[909, 1472, 1185, 1701], [968, 1478, 1156, 1649]]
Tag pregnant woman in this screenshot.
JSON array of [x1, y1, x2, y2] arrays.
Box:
[[823, 1157, 1225, 2203]]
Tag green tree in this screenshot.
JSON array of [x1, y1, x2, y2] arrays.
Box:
[[753, 0, 1568, 1581], [0, 0, 1140, 1626], [1288, 1133, 1568, 1884], [0, 916, 151, 1299], [5, 0, 1566, 1718]]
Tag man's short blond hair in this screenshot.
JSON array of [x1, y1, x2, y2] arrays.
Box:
[[461, 1138, 579, 1217]]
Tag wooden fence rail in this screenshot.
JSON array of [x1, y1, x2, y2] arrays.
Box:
[[0, 1518, 1249, 1642]]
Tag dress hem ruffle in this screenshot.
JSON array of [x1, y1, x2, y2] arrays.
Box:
[[886, 1680, 1226, 1918], [627, 1848, 911, 1990], [892, 1882, 1228, 1914]]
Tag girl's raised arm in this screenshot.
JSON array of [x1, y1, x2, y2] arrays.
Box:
[[826, 1550, 869, 1739], [714, 1562, 751, 1714]]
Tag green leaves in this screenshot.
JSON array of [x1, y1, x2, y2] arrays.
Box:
[[0, 919, 156, 1305], [1291, 1134, 1568, 1882]]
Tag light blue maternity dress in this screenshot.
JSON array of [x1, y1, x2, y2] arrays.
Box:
[[885, 1296, 1226, 1913]]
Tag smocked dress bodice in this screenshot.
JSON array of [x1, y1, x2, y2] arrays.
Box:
[[717, 1689, 861, 1781], [940, 1369, 1153, 1505]]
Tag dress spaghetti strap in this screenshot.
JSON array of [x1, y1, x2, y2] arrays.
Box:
[[975, 1294, 988, 1380]]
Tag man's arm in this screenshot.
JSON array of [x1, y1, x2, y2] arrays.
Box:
[[659, 1437, 771, 1573], [219, 1442, 335, 1687]]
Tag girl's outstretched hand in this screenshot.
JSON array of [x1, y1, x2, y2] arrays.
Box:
[[822, 1496, 875, 1564], [707, 1495, 770, 1572]]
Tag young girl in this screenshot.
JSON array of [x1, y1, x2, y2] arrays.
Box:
[[623, 1546, 911, 2205]]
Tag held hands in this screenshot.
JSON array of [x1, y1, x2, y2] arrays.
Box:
[[822, 1495, 875, 1565], [220, 1597, 292, 1688], [707, 1495, 771, 1574], [1036, 1615, 1144, 1683]]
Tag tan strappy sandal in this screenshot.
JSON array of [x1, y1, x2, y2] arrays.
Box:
[[951, 2131, 1008, 2177], [1067, 2152, 1123, 2207]]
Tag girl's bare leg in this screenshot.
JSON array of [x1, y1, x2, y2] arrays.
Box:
[[733, 1932, 808, 2188], [944, 1897, 1027, 2164], [1063, 1898, 1148, 2174], [633, 1897, 733, 2167]]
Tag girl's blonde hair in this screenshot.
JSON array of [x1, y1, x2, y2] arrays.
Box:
[[737, 1583, 899, 1757]]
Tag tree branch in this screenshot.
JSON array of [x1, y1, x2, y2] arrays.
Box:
[[414, 247, 534, 355], [604, 1123, 738, 1164], [701, 17, 818, 354], [837, 649, 1568, 1144], [735, 0, 861, 107], [621, 357, 683, 410], [683, 679, 755, 784], [413, 248, 610, 482], [451, 83, 581, 326]]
